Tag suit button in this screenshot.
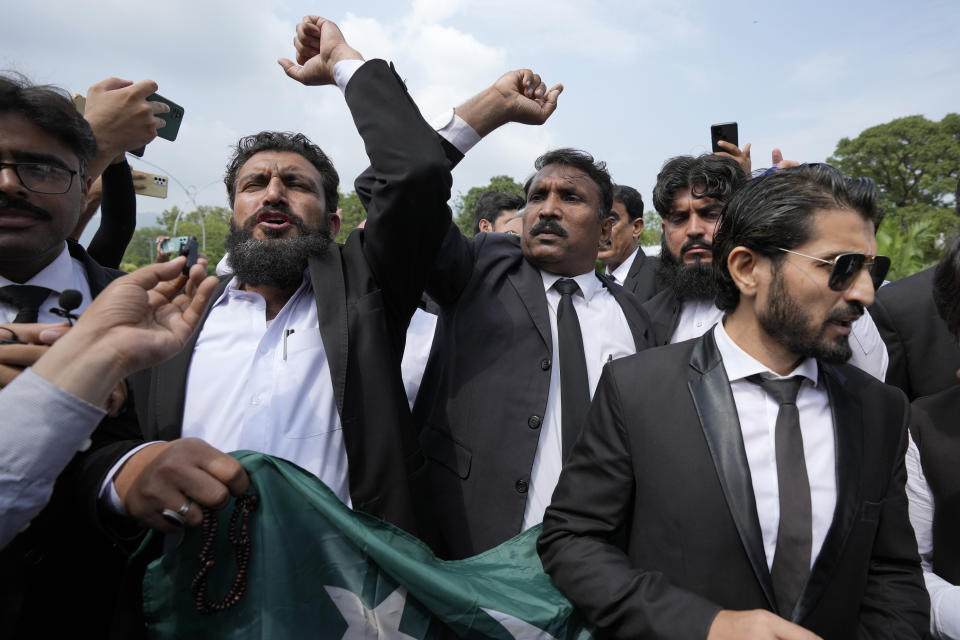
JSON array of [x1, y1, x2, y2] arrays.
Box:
[[515, 479, 529, 494], [540, 358, 551, 370], [527, 415, 542, 429]]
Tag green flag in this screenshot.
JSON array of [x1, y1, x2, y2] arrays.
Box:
[[143, 451, 594, 639]]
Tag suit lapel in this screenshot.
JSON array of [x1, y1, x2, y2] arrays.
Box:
[[507, 259, 551, 352], [793, 364, 863, 621], [599, 274, 650, 350], [309, 249, 348, 415], [643, 288, 682, 346], [68, 239, 121, 295], [150, 277, 230, 441], [688, 331, 778, 610]]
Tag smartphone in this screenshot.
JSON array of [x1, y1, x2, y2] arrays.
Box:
[[711, 122, 738, 152], [130, 93, 185, 157], [131, 171, 169, 198], [159, 236, 199, 273]]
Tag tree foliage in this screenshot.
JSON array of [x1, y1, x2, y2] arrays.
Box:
[[828, 114, 960, 272], [334, 190, 366, 243], [453, 175, 526, 237]]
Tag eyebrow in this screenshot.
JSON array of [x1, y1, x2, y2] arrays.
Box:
[[9, 150, 75, 172], [238, 169, 318, 186]]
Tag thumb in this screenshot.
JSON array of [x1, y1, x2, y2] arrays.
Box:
[[543, 83, 563, 114], [742, 142, 752, 159], [278, 58, 306, 83], [772, 148, 784, 165]]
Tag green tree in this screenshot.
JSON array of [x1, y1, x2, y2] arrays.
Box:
[[828, 114, 960, 271], [639, 211, 662, 247], [453, 175, 525, 237], [334, 190, 366, 243], [876, 218, 939, 281]]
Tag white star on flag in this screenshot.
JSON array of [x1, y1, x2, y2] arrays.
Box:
[[325, 585, 418, 639], [482, 607, 560, 640]]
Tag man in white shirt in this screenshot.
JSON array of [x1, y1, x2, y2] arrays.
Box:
[[598, 184, 662, 302], [539, 163, 928, 640], [642, 154, 890, 380]]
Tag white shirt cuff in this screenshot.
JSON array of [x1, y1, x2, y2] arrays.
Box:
[[429, 108, 481, 155], [334, 59, 365, 93], [98, 441, 162, 514]]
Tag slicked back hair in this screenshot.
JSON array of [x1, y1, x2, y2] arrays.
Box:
[[613, 184, 644, 221], [0, 72, 98, 176], [473, 190, 524, 233], [713, 163, 882, 312], [525, 148, 614, 221], [652, 154, 747, 218], [934, 233, 960, 338], [224, 131, 339, 212]]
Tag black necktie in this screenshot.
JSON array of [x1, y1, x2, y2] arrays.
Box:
[[555, 278, 591, 460], [0, 285, 54, 323], [748, 374, 811, 619]]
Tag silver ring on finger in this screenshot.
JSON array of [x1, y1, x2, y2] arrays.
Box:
[[160, 508, 187, 527]]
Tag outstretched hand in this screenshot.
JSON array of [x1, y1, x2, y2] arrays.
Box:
[[279, 15, 364, 86], [716, 140, 752, 175], [455, 68, 563, 138]]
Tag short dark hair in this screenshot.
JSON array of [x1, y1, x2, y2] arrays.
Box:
[[652, 154, 747, 218], [0, 72, 98, 176], [612, 184, 644, 221], [473, 190, 524, 233], [525, 148, 614, 221], [713, 163, 882, 312], [224, 131, 339, 212], [934, 233, 960, 338]]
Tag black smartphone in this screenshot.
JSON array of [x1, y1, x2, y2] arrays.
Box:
[[160, 236, 199, 274], [711, 122, 738, 152], [129, 93, 185, 157]]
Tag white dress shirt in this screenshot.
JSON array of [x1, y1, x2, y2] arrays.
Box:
[[0, 242, 93, 323], [606, 246, 640, 285], [714, 322, 837, 571], [182, 271, 352, 506], [906, 434, 960, 639], [400, 307, 437, 410], [0, 369, 105, 548], [522, 270, 637, 530], [671, 299, 889, 380]]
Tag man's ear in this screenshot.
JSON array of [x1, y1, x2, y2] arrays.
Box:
[[727, 246, 762, 300], [599, 215, 614, 245], [478, 218, 494, 233], [631, 216, 645, 242], [328, 207, 342, 239]]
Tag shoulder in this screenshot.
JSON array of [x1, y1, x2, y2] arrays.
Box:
[[874, 267, 935, 313], [913, 383, 960, 417]]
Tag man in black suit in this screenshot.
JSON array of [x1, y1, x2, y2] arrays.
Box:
[[414, 95, 652, 556], [643, 154, 890, 380], [598, 184, 662, 302], [0, 72, 169, 637], [539, 164, 928, 639]]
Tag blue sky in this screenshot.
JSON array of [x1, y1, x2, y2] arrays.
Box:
[[3, 0, 958, 239]]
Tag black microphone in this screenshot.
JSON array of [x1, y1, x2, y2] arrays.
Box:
[[49, 289, 82, 325]]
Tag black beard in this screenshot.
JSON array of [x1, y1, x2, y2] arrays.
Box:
[[656, 236, 718, 301], [758, 267, 863, 364], [225, 213, 330, 289]]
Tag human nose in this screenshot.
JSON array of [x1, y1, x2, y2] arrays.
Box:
[[538, 192, 562, 218], [0, 164, 28, 196], [686, 212, 707, 236], [262, 175, 286, 203], [844, 266, 876, 307]]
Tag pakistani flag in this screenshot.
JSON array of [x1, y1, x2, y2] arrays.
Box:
[[143, 451, 595, 639]]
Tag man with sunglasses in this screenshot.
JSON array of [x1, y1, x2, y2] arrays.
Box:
[[539, 164, 928, 639], [643, 154, 890, 380]]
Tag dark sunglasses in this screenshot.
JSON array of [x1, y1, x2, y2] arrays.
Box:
[[778, 248, 891, 291]]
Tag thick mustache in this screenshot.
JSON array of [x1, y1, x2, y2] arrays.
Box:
[[242, 204, 303, 231], [826, 303, 864, 323], [0, 195, 52, 221], [681, 237, 712, 253], [529, 220, 568, 238]]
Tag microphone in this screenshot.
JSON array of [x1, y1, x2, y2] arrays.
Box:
[[49, 289, 82, 325]]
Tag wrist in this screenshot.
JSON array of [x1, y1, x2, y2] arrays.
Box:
[[31, 327, 129, 405], [454, 86, 510, 138]]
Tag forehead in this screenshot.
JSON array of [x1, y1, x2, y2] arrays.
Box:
[[237, 150, 323, 182], [528, 164, 601, 200], [801, 207, 877, 254], [0, 111, 80, 170]]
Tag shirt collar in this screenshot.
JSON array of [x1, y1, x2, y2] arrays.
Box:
[[607, 246, 640, 283], [713, 321, 819, 386], [541, 268, 603, 302], [0, 242, 71, 290]]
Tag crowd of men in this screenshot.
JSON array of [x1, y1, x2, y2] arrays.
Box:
[[1, 13, 959, 640]]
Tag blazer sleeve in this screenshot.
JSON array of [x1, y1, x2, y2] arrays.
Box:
[[538, 364, 722, 640], [857, 399, 931, 639], [342, 60, 454, 325]]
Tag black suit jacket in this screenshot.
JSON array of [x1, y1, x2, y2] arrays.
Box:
[[538, 330, 929, 640], [413, 227, 652, 559], [127, 60, 450, 539], [0, 241, 138, 638], [641, 285, 683, 346], [615, 246, 662, 303], [870, 266, 960, 400]]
